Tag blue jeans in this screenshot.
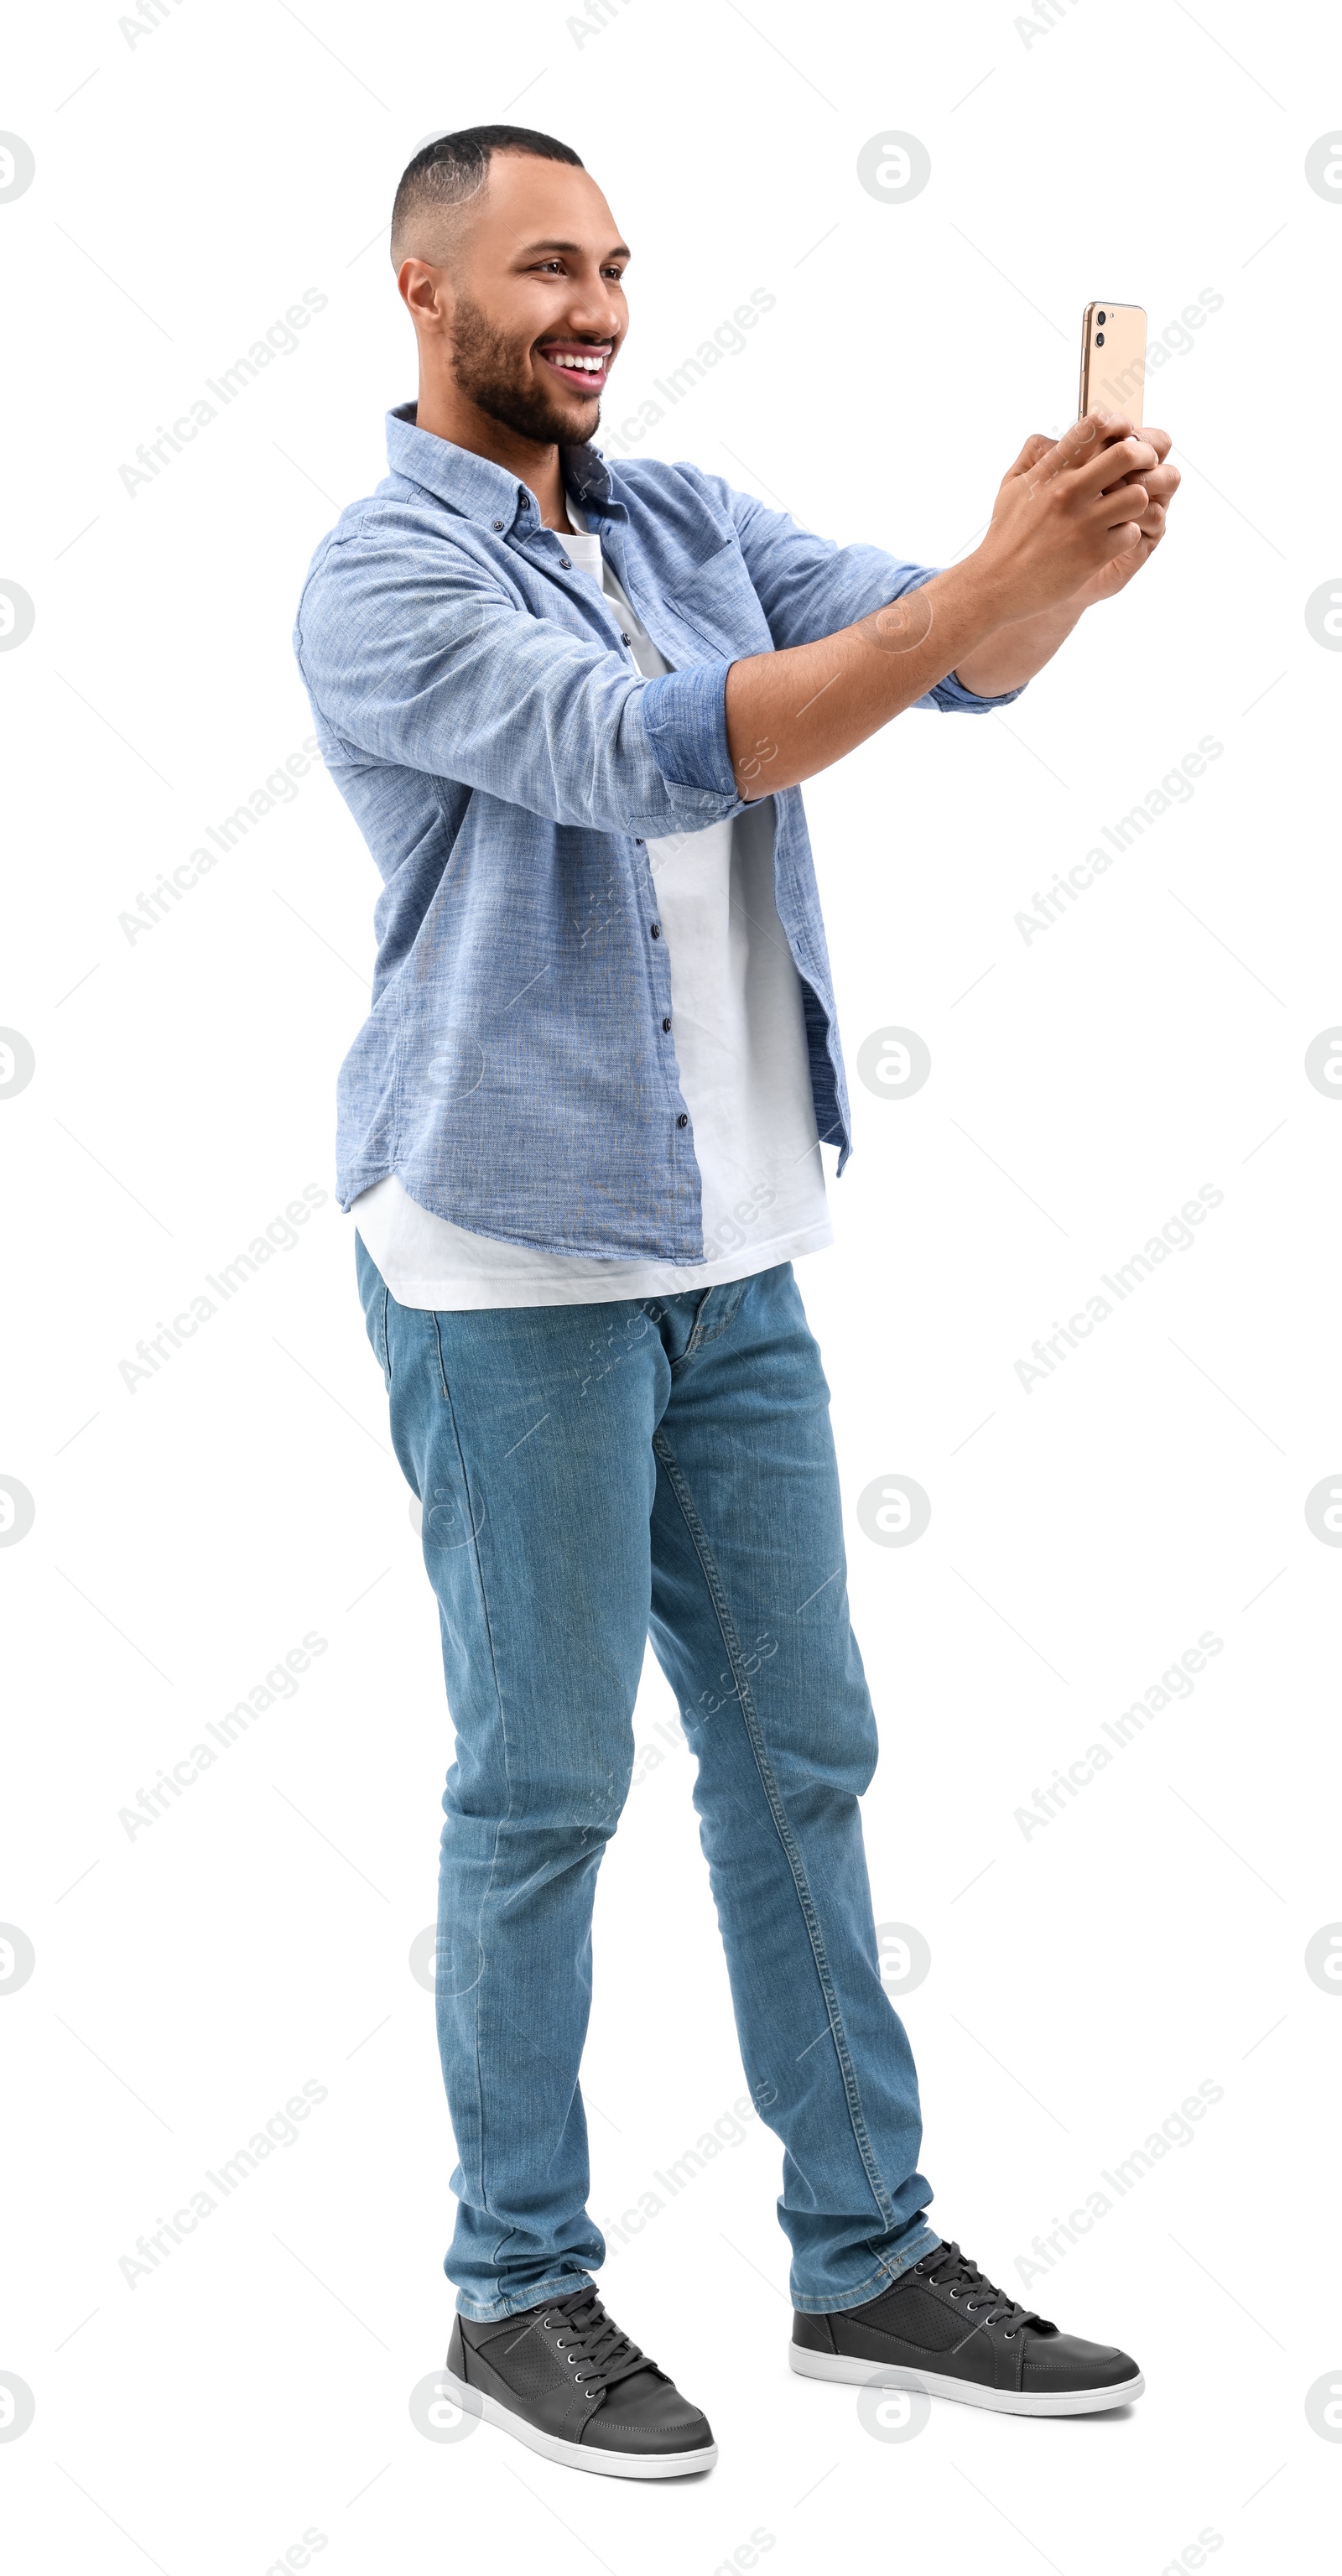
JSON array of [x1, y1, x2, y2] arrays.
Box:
[[357, 1245, 939, 2319]]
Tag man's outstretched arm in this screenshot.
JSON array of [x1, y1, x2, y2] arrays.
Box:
[[723, 414, 1179, 796]]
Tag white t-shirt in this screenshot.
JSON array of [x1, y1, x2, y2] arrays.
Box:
[[352, 519, 832, 1309]]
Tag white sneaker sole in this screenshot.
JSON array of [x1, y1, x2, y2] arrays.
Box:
[[440, 2366, 718, 2477], [788, 2344, 1144, 2417]]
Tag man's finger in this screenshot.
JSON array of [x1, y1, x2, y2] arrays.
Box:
[[1106, 457, 1180, 505], [1070, 433, 1159, 501], [1003, 432, 1058, 480], [1025, 409, 1137, 492]]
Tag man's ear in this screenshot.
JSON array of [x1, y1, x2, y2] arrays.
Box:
[[398, 259, 451, 331]]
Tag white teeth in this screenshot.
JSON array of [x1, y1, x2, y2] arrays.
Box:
[[550, 353, 604, 371]]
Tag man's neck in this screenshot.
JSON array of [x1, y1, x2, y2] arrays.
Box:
[[414, 381, 572, 530]]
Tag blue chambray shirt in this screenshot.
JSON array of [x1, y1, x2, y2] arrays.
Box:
[[292, 402, 1020, 1263]]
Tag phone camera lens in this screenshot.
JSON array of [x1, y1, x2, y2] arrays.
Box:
[[1095, 330, 1105, 346], [1097, 310, 1106, 325]]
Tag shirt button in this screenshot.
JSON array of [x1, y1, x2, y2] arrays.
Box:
[[621, 632, 632, 644], [676, 1113, 689, 1129], [634, 836, 644, 846], [662, 1017, 672, 1032], [649, 922, 661, 939], [559, 556, 572, 570], [492, 518, 504, 531]]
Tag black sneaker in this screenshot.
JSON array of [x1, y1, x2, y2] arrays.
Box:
[[790, 2240, 1144, 2417], [445, 2286, 717, 2477]]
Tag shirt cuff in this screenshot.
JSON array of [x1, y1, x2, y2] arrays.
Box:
[[638, 658, 739, 799], [923, 667, 1027, 712]]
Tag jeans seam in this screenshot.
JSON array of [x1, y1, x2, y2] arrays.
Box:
[[455, 2268, 596, 2324], [651, 1427, 897, 2237], [674, 1276, 750, 1365], [427, 1307, 508, 2251], [790, 2227, 940, 2313]]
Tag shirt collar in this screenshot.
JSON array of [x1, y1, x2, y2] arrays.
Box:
[[386, 401, 623, 529]]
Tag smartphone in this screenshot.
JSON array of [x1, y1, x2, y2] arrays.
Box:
[[1079, 303, 1146, 423]]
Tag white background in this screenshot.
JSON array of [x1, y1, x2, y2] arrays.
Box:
[[3, 3, 1340, 2571]]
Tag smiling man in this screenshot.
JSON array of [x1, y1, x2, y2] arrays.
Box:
[[293, 124, 1178, 2479]]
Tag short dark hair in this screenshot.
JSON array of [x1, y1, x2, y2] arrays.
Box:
[[390, 124, 584, 264]]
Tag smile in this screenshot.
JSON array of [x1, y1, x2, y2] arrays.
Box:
[[538, 346, 611, 391]]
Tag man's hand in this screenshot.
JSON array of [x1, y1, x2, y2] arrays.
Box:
[[1061, 419, 1178, 607], [971, 412, 1170, 622], [950, 413, 1179, 697]]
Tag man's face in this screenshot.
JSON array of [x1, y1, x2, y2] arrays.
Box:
[[432, 155, 629, 445]]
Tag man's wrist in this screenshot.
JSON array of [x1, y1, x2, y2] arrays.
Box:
[[927, 553, 1018, 655], [953, 592, 1083, 699]]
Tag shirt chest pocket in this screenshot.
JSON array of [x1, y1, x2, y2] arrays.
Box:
[[661, 537, 774, 658]]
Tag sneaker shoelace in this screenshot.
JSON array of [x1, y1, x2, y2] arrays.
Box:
[[913, 2242, 1051, 2339], [533, 2289, 658, 2395]]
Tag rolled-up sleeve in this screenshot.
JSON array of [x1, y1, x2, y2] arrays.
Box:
[[638, 657, 738, 796], [293, 532, 746, 837]]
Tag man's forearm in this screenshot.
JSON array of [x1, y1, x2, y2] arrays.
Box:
[[724, 556, 1019, 798], [952, 596, 1084, 700], [724, 414, 1167, 796]]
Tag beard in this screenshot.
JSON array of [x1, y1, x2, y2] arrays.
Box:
[[449, 290, 601, 445]]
